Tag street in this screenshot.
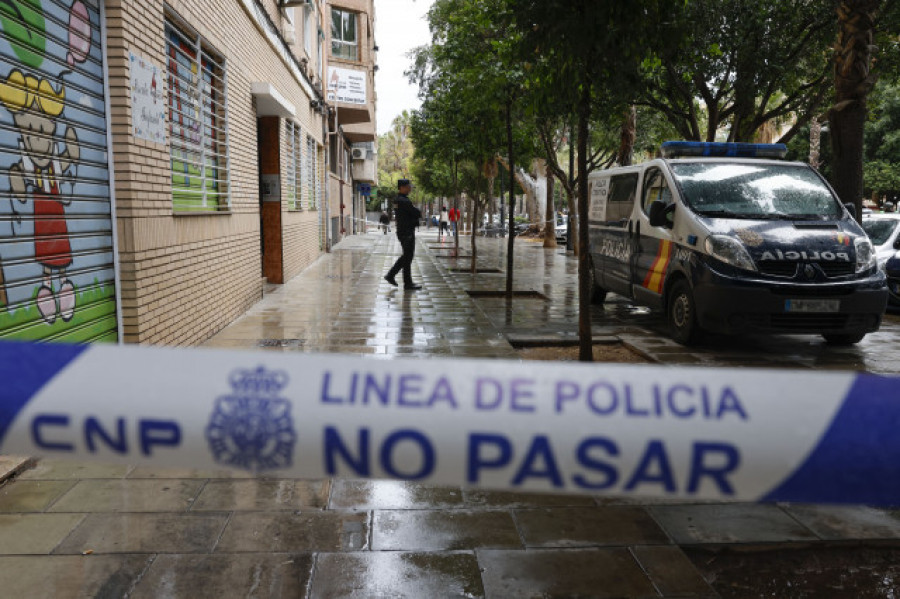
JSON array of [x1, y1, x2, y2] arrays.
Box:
[[0, 231, 898, 598]]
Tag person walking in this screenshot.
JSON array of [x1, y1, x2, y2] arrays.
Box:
[[384, 179, 422, 290], [379, 211, 390, 234], [449, 206, 460, 235], [438, 206, 449, 240]]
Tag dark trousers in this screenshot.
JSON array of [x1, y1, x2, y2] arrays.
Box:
[[387, 234, 415, 284]]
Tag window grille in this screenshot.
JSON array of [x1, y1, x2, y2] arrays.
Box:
[[165, 19, 230, 212]]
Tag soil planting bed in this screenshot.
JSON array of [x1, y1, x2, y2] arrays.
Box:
[[516, 343, 648, 363]]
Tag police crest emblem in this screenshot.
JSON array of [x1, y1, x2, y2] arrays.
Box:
[[205, 366, 297, 472]]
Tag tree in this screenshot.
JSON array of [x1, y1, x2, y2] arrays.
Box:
[[512, 0, 683, 361], [409, 0, 533, 294], [830, 0, 882, 217], [637, 0, 834, 143]]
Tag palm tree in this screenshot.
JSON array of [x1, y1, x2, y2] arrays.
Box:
[[830, 0, 880, 221]]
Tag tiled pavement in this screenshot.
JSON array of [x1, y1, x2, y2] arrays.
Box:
[[3, 231, 900, 597]]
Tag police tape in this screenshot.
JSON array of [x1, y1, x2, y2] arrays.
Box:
[[1, 340, 898, 505]]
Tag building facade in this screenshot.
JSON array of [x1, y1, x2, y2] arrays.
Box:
[[0, 0, 375, 345], [325, 0, 377, 240]]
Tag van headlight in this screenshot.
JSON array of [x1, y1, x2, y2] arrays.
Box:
[[854, 237, 876, 273], [704, 235, 757, 272]]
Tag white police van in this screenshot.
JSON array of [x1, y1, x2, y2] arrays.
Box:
[[588, 141, 888, 345]]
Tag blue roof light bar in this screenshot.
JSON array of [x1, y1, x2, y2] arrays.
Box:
[[661, 141, 788, 159]]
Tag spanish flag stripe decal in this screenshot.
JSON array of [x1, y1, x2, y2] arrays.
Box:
[[642, 240, 672, 294]]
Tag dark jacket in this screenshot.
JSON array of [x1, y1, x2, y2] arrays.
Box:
[[393, 194, 421, 236]]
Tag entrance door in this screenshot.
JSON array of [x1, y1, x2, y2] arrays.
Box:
[[258, 116, 283, 284], [0, 0, 118, 341]]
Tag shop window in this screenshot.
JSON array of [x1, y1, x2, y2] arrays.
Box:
[[331, 8, 357, 61], [285, 120, 303, 210]]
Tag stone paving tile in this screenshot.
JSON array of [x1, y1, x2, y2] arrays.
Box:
[[0, 480, 76, 512], [649, 504, 819, 545], [0, 513, 85, 554], [310, 551, 485, 598], [131, 553, 314, 598], [514, 506, 671, 548], [54, 513, 228, 554], [47, 479, 204, 513], [17, 459, 132, 480], [630, 545, 719, 598], [191, 479, 330, 511], [0, 555, 154, 598], [477, 547, 658, 598], [372, 509, 521, 551], [329, 479, 465, 510], [462, 488, 596, 508], [780, 503, 900, 541], [215, 511, 369, 552]]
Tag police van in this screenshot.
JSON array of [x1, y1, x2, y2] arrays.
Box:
[[587, 141, 888, 345]]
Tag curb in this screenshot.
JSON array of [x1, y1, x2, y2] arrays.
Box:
[[0, 455, 35, 485]]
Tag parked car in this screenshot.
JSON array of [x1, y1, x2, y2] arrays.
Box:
[[555, 216, 568, 243], [586, 141, 888, 346], [885, 251, 900, 308], [862, 213, 900, 268]]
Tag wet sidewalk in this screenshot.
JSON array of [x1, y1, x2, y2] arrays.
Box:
[[2, 231, 899, 597]]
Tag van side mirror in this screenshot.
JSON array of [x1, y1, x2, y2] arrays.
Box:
[[894, 237, 900, 250], [844, 203, 856, 218], [649, 200, 674, 228]]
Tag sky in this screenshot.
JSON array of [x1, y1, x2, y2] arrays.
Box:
[[374, 0, 435, 136]]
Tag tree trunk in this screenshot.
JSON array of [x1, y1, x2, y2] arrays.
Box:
[[471, 193, 479, 274], [617, 105, 637, 167], [577, 81, 593, 362], [543, 174, 557, 248], [506, 99, 516, 297], [568, 119, 578, 256], [830, 0, 879, 222], [453, 159, 461, 251]]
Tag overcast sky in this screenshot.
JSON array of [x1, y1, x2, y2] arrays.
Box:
[[374, 0, 435, 136]]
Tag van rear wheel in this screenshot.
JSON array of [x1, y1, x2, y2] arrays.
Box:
[[822, 332, 866, 345], [588, 262, 607, 304], [668, 280, 701, 345]]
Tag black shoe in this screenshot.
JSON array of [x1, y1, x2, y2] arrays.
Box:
[[384, 275, 398, 287], [404, 284, 422, 291]]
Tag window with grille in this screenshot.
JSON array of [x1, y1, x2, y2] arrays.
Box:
[[331, 8, 357, 61], [285, 121, 303, 210], [307, 135, 318, 210], [165, 19, 230, 212]]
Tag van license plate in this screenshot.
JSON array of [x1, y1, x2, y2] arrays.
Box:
[[785, 299, 840, 313]]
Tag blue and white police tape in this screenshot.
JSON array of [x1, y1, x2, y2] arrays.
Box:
[[1, 340, 898, 505]]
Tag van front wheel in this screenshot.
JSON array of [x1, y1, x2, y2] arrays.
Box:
[[822, 332, 866, 345], [668, 280, 701, 345], [588, 263, 607, 304]]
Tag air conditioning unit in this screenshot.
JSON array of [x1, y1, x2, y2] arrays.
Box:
[[283, 22, 296, 44], [351, 148, 365, 160]]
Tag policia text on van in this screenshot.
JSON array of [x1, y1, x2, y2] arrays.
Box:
[[587, 142, 888, 345]]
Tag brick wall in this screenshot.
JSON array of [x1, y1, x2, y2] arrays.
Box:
[[106, 0, 326, 345]]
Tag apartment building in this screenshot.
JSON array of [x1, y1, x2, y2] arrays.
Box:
[[325, 0, 377, 241], [0, 0, 366, 345]]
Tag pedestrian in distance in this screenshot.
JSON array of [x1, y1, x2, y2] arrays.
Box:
[[449, 206, 460, 235], [438, 206, 449, 241], [379, 211, 390, 234], [384, 179, 422, 290]]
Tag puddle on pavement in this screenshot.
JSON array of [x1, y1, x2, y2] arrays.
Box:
[[686, 547, 900, 598]]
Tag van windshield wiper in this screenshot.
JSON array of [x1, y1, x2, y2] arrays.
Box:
[[694, 209, 748, 218]]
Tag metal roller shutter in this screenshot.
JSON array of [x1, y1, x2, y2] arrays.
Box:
[[0, 0, 117, 342]]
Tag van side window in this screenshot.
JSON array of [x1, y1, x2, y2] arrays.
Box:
[[642, 168, 673, 215], [605, 173, 638, 226]]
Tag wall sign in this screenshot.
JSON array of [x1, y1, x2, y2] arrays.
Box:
[[130, 52, 166, 144]]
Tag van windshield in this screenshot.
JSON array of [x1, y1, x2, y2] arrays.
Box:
[[670, 163, 843, 220]]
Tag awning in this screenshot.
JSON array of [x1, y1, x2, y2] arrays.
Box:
[[251, 82, 296, 118]]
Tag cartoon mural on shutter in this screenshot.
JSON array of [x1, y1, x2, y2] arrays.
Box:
[[0, 0, 117, 342]]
